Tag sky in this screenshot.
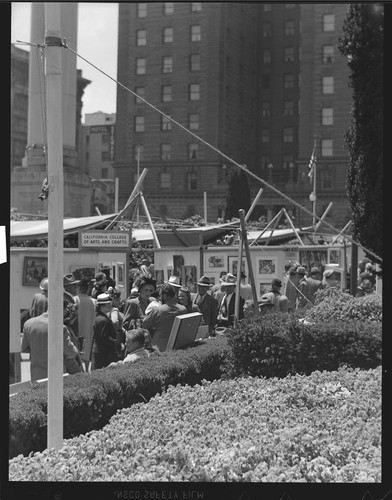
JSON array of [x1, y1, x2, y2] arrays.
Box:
[[11, 2, 119, 122]]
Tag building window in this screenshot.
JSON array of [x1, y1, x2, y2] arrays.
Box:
[[191, 25, 201, 41], [323, 14, 335, 32], [163, 27, 173, 43], [322, 108, 334, 125], [162, 56, 173, 73], [102, 134, 109, 144], [264, 4, 272, 12], [263, 49, 271, 64], [263, 23, 272, 37], [160, 144, 172, 160], [134, 145, 144, 161], [188, 113, 199, 130], [191, 2, 202, 12], [188, 171, 198, 190], [101, 167, 108, 178], [283, 127, 294, 143], [136, 29, 146, 46], [284, 74, 295, 89], [101, 151, 110, 161], [135, 116, 145, 132], [261, 155, 270, 168], [160, 172, 171, 188], [137, 3, 147, 18], [284, 47, 295, 62], [284, 20, 295, 36], [161, 115, 172, 131], [283, 100, 295, 116], [189, 83, 200, 100], [282, 154, 294, 169], [190, 54, 201, 71], [164, 2, 174, 15], [322, 45, 335, 63], [136, 58, 146, 75], [262, 74, 270, 90], [321, 167, 333, 189], [262, 102, 270, 117], [321, 139, 333, 156], [262, 129, 270, 143], [322, 76, 334, 94], [162, 85, 172, 102], [189, 143, 199, 159], [135, 86, 145, 103]]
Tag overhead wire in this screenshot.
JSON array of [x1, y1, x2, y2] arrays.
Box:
[[33, 40, 382, 264]]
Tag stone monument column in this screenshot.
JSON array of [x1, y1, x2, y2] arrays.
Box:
[[12, 2, 91, 217]]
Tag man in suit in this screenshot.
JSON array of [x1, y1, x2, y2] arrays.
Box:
[[216, 273, 244, 328], [193, 276, 218, 335]]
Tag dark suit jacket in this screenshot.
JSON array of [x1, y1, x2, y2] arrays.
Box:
[[193, 293, 218, 333], [217, 292, 244, 326]]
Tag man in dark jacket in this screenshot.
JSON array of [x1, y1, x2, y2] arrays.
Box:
[[192, 276, 218, 335], [216, 273, 244, 327]]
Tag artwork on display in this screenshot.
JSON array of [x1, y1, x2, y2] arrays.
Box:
[[23, 257, 48, 286], [328, 249, 341, 266], [258, 281, 271, 297], [181, 265, 197, 292], [173, 255, 185, 277], [166, 312, 203, 350], [227, 256, 248, 278], [164, 266, 174, 281], [116, 262, 125, 287], [206, 255, 225, 269], [257, 257, 277, 277], [70, 266, 96, 282], [154, 269, 165, 285], [299, 249, 328, 272]]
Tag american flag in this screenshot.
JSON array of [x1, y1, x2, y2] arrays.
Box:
[[308, 144, 317, 183]]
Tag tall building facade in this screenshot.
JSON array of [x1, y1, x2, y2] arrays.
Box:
[[113, 2, 352, 227], [79, 112, 116, 214]]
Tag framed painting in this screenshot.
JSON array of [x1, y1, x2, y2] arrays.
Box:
[[181, 265, 197, 292], [166, 312, 203, 350], [299, 249, 328, 272], [164, 266, 174, 281], [70, 266, 96, 282], [116, 262, 125, 287], [22, 257, 48, 286], [173, 255, 185, 277], [257, 257, 277, 277], [154, 269, 165, 285], [258, 281, 271, 298], [206, 254, 225, 270], [328, 248, 341, 266], [227, 256, 248, 278]]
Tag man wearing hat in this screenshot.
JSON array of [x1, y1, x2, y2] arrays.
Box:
[[239, 271, 253, 301], [165, 275, 183, 296], [216, 273, 244, 327], [192, 276, 218, 335], [297, 266, 322, 308], [268, 278, 289, 313], [91, 293, 120, 370], [30, 277, 49, 318]]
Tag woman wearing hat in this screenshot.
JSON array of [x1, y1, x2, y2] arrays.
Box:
[[122, 275, 157, 331], [91, 272, 108, 300], [178, 287, 202, 315], [91, 293, 120, 370]]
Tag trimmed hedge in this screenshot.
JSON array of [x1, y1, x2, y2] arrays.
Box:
[[223, 313, 382, 378], [9, 337, 229, 459]]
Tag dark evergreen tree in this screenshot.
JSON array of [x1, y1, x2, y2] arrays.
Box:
[[338, 4, 383, 262], [225, 168, 251, 220]]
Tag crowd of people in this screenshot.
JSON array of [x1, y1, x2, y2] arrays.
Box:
[[21, 256, 378, 382]]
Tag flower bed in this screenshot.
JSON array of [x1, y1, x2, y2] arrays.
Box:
[[9, 366, 381, 482]]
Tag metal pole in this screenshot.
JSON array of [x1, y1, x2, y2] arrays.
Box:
[[245, 188, 264, 222], [114, 177, 119, 213], [234, 230, 244, 319], [45, 2, 64, 451], [137, 147, 140, 222], [312, 161, 317, 227], [204, 192, 207, 222], [239, 209, 259, 314]]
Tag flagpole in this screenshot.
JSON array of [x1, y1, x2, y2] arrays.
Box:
[[312, 157, 316, 227]]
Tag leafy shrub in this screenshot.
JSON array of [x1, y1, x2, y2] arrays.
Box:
[[9, 366, 381, 482], [306, 287, 382, 323], [223, 313, 382, 378], [9, 337, 229, 458]]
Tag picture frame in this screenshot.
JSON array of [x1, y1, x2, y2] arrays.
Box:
[[164, 266, 174, 280], [154, 269, 165, 285], [70, 266, 96, 282], [22, 257, 48, 286], [328, 248, 341, 266], [227, 256, 248, 278], [257, 257, 277, 277], [173, 255, 185, 277], [258, 281, 271, 298], [116, 262, 125, 287], [181, 265, 197, 292], [299, 249, 328, 272], [166, 312, 203, 350], [206, 254, 225, 270]]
